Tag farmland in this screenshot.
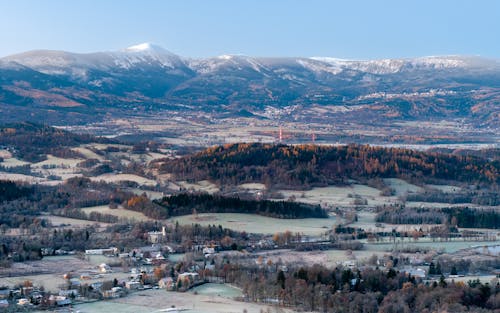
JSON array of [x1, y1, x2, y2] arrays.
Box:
[[170, 213, 336, 235], [0, 124, 499, 312]]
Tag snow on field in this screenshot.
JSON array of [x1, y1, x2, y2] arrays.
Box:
[[76, 288, 290, 313], [190, 283, 243, 298], [238, 182, 267, 190], [42, 215, 109, 227], [177, 180, 219, 193], [255, 249, 384, 268], [32, 155, 83, 168], [275, 184, 396, 207], [29, 155, 83, 181], [72, 146, 105, 160], [364, 240, 499, 253], [145, 152, 170, 161], [171, 213, 336, 235], [80, 205, 153, 221], [0, 157, 31, 167], [0, 149, 12, 158], [90, 173, 157, 186], [127, 188, 164, 200], [0, 172, 44, 183], [384, 178, 423, 196]]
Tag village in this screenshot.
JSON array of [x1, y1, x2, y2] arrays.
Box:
[[1, 218, 498, 312]]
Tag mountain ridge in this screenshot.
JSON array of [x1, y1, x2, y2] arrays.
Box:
[[0, 43, 499, 129]]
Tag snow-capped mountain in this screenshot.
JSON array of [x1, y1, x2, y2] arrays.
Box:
[[309, 55, 500, 75], [0, 44, 499, 127], [3, 43, 192, 78]]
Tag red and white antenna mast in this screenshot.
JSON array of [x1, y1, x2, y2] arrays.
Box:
[[279, 126, 283, 143], [312, 132, 316, 143]]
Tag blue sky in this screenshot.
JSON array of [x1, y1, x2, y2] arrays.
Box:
[[0, 0, 499, 59]]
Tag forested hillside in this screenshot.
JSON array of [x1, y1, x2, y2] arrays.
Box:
[[157, 143, 499, 188], [0, 122, 112, 162]]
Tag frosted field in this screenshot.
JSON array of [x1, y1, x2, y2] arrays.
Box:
[[90, 173, 157, 186], [274, 184, 397, 207], [31, 155, 83, 181], [177, 180, 220, 193], [364, 240, 500, 253], [127, 188, 165, 200], [0, 172, 45, 183], [2, 273, 66, 292], [0, 157, 31, 167], [80, 205, 153, 221], [72, 146, 105, 160], [254, 249, 385, 267], [42, 215, 109, 227], [0, 149, 12, 158], [170, 213, 336, 235], [239, 182, 267, 190], [75, 288, 291, 313], [383, 178, 423, 196], [189, 283, 243, 298], [32, 155, 83, 168]]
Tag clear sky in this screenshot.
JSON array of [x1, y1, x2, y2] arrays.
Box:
[[0, 0, 499, 59]]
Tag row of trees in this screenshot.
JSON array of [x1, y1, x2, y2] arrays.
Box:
[[154, 193, 328, 219], [406, 188, 500, 206], [375, 206, 500, 229]]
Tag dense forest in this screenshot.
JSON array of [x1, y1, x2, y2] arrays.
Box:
[[376, 206, 500, 229], [0, 122, 112, 162], [0, 180, 32, 201], [156, 143, 499, 189], [153, 193, 328, 219]]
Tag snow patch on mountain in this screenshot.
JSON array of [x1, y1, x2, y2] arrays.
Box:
[[309, 56, 474, 74], [188, 54, 269, 75], [111, 43, 183, 69], [297, 58, 344, 75]]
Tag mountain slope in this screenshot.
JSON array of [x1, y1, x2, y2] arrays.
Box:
[[1, 44, 499, 128]]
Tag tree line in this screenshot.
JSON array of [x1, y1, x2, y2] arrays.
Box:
[[153, 192, 328, 219], [376, 206, 500, 229]]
